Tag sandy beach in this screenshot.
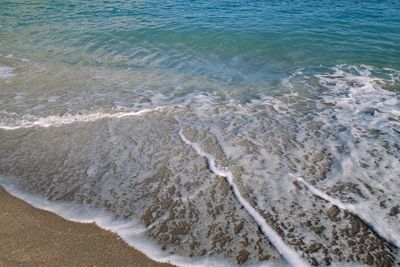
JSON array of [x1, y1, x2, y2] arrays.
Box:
[[0, 187, 174, 267]]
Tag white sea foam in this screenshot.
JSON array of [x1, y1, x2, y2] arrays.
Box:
[[178, 130, 309, 267], [291, 174, 400, 248], [0, 107, 166, 130], [0, 66, 14, 78], [306, 65, 400, 248], [175, 65, 400, 264]]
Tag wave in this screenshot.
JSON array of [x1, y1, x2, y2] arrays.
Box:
[[291, 174, 400, 248], [0, 107, 166, 130], [179, 130, 309, 267], [0, 64, 399, 266]]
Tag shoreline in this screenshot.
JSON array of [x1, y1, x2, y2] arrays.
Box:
[[0, 186, 175, 267]]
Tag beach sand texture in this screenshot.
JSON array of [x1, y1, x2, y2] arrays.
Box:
[[0, 187, 175, 267]]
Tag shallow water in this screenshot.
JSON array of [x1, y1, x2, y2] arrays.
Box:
[[1, 1, 400, 266]]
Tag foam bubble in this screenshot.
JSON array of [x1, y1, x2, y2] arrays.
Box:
[[0, 66, 14, 78]]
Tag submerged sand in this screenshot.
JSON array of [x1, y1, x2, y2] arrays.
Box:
[[0, 187, 174, 267]]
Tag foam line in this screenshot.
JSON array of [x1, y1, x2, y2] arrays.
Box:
[[178, 129, 309, 267], [1, 178, 276, 267], [291, 174, 400, 248], [0, 107, 164, 130]]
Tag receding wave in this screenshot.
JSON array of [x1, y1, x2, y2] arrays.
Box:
[[1, 64, 399, 266]]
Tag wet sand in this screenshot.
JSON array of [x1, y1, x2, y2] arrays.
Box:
[[0, 187, 175, 267]]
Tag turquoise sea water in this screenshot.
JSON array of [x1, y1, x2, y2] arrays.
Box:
[[1, 1, 400, 266], [2, 1, 400, 80]]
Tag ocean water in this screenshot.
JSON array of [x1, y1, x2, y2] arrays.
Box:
[[1, 1, 400, 266]]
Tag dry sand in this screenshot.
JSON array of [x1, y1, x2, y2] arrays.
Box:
[[0, 187, 175, 267]]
